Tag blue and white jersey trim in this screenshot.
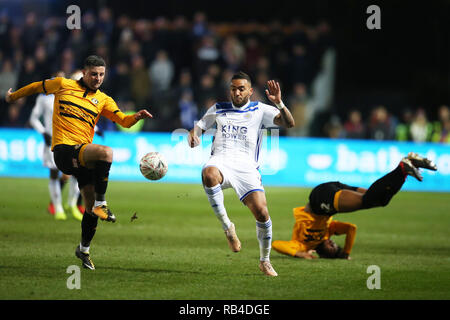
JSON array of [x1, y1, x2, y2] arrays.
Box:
[[239, 188, 264, 201], [215, 101, 259, 114]]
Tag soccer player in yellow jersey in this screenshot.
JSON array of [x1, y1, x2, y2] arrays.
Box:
[[5, 55, 153, 270], [272, 152, 437, 260]]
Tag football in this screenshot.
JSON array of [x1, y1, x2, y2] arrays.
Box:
[[139, 152, 168, 180]]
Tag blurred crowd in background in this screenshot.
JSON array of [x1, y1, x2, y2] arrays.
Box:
[[0, 7, 449, 143]]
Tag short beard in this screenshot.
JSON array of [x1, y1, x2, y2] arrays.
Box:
[[82, 79, 98, 91], [89, 84, 102, 91], [232, 96, 249, 108]]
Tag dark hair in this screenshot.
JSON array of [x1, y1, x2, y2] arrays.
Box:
[[84, 55, 106, 68], [231, 71, 252, 85], [315, 239, 340, 258]]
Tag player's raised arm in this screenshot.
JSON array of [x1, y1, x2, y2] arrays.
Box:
[[115, 108, 153, 128], [5, 77, 64, 103], [265, 80, 295, 128], [101, 96, 153, 128]]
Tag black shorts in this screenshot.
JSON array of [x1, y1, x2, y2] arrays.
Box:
[[53, 144, 94, 189], [309, 181, 357, 216]]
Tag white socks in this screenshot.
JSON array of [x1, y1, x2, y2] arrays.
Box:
[[256, 218, 273, 262], [48, 178, 63, 213], [94, 200, 107, 208], [79, 243, 90, 254], [204, 183, 273, 261], [204, 184, 231, 230]]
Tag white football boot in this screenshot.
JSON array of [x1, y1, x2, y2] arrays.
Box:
[[224, 222, 241, 252], [259, 260, 278, 277]]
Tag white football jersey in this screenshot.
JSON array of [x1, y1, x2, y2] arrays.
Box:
[[196, 100, 280, 169], [29, 93, 55, 135]]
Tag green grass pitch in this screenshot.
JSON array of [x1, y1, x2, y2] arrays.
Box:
[[0, 177, 449, 300]]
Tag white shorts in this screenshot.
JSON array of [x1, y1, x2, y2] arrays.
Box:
[[43, 145, 58, 170], [203, 156, 264, 201]]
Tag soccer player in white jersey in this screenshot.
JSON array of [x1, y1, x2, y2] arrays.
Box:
[[188, 71, 295, 276], [29, 71, 84, 221]]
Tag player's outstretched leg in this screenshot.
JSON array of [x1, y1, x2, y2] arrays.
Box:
[[75, 208, 98, 270], [361, 158, 412, 209], [92, 156, 115, 222], [256, 219, 277, 276], [361, 154, 433, 209], [243, 191, 277, 277], [82, 144, 116, 222], [202, 166, 240, 252], [75, 186, 99, 270]]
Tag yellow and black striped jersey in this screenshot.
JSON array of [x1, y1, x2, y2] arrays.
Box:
[[10, 77, 138, 149], [291, 206, 333, 250], [291, 206, 357, 253]]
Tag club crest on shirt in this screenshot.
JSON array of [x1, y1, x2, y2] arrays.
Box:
[[91, 98, 98, 104]]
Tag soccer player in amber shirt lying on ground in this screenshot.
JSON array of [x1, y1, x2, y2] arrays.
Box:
[[272, 152, 437, 259]]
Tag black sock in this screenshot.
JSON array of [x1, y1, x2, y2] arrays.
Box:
[[81, 211, 99, 248], [361, 164, 406, 209], [94, 160, 111, 201]]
